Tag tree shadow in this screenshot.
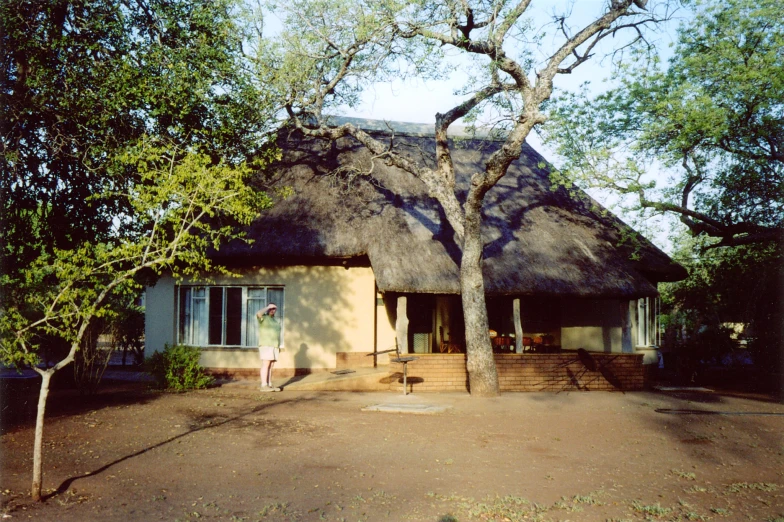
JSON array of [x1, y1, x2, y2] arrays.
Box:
[[44, 395, 315, 502], [1, 381, 160, 435], [518, 350, 627, 392], [638, 388, 784, 469]]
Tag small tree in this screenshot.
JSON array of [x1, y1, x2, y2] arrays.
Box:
[[73, 316, 112, 396], [0, 140, 273, 501]]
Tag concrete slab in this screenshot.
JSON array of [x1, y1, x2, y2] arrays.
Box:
[[361, 403, 451, 414], [654, 386, 713, 392], [217, 366, 392, 392]]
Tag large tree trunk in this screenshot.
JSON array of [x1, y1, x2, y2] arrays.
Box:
[[460, 202, 499, 396], [31, 370, 52, 501]]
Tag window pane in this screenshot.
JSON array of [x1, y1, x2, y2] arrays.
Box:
[[192, 290, 208, 346], [267, 288, 284, 319], [225, 288, 242, 346], [246, 288, 267, 346], [209, 287, 224, 345]]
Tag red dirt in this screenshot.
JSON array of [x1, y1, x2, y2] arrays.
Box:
[[2, 382, 783, 521]]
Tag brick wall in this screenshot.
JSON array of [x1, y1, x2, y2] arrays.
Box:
[[388, 352, 646, 393]]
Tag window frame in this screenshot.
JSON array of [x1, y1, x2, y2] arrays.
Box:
[[176, 285, 284, 348]]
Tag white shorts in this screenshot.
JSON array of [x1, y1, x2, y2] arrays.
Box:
[[258, 346, 279, 361]]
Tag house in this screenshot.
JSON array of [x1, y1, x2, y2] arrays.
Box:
[[144, 118, 687, 392]]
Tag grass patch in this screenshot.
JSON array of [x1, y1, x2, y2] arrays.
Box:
[[631, 501, 672, 518], [464, 495, 539, 521], [258, 502, 292, 518], [727, 482, 779, 493], [671, 469, 697, 480]]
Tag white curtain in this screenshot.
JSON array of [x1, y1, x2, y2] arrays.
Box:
[[245, 288, 267, 346]]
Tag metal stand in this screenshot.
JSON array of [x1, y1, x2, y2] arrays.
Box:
[[376, 348, 418, 395], [393, 356, 416, 395]]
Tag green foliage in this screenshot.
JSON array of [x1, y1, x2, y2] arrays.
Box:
[[0, 143, 271, 370], [111, 300, 146, 366], [541, 0, 783, 248], [660, 235, 782, 381], [1, 0, 273, 284], [146, 344, 214, 391]]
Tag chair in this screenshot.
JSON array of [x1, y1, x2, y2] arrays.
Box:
[[439, 326, 449, 353], [522, 337, 534, 353], [439, 326, 462, 353]]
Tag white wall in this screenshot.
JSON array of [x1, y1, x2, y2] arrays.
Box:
[[144, 277, 177, 357], [145, 265, 378, 370]]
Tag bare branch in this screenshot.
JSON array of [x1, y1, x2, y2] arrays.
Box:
[[493, 0, 533, 45]]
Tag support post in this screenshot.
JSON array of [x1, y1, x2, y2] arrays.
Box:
[[396, 295, 409, 355], [621, 300, 634, 354], [513, 298, 523, 354]]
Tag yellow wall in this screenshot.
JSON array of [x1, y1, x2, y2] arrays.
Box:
[[145, 265, 378, 370], [375, 290, 396, 364], [560, 299, 623, 353]]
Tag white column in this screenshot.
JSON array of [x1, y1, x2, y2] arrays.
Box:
[[513, 298, 523, 353], [621, 300, 634, 354], [396, 295, 409, 354]]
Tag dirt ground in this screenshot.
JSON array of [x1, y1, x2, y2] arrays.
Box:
[[2, 381, 784, 522]]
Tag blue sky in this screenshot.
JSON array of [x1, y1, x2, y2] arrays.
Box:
[[338, 1, 685, 129]]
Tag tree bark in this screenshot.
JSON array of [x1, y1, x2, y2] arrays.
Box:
[[779, 300, 784, 404], [31, 370, 52, 501], [460, 202, 499, 396]]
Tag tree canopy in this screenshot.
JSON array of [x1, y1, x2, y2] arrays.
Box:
[[542, 0, 783, 249], [1, 0, 272, 276]]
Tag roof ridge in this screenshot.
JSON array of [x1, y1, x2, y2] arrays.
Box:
[[326, 115, 507, 141]]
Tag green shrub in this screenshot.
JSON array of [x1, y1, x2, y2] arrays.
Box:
[[145, 344, 214, 391]]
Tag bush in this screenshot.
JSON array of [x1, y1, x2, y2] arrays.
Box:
[[145, 344, 214, 391]]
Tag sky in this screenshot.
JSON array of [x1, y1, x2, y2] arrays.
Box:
[[337, 1, 684, 129]]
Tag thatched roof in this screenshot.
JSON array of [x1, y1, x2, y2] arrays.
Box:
[[216, 119, 687, 298]]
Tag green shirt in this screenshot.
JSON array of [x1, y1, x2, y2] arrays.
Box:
[[256, 314, 281, 347]]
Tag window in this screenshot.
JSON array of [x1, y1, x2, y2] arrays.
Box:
[[178, 286, 284, 347], [636, 297, 660, 347]]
